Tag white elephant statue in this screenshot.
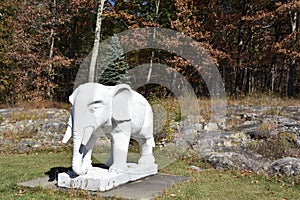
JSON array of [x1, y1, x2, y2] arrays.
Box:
[[62, 82, 156, 176]]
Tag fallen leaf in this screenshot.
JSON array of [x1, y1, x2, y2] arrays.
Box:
[[15, 189, 26, 196]]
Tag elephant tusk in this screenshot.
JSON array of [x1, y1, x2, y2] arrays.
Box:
[[82, 127, 95, 146], [62, 125, 72, 143], [62, 115, 73, 144]]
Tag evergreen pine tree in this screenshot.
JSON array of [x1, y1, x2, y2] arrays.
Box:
[[96, 34, 130, 86]]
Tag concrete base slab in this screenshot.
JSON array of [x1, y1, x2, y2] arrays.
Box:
[[100, 173, 190, 199], [19, 172, 189, 199], [18, 176, 57, 189], [57, 163, 158, 191]]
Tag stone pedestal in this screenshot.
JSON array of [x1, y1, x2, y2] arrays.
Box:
[[57, 163, 158, 191]]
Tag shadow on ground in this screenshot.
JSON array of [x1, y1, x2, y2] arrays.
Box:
[[45, 163, 109, 182]]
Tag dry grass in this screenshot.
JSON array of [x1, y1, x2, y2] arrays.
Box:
[[0, 99, 70, 110], [9, 110, 48, 122], [1, 94, 298, 110], [228, 94, 300, 107]]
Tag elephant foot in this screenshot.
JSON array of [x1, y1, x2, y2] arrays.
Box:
[[72, 166, 88, 176], [138, 154, 155, 166], [82, 160, 93, 172], [109, 164, 128, 173]]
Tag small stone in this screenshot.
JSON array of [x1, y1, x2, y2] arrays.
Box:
[[246, 130, 269, 139], [207, 153, 235, 170], [204, 123, 219, 131], [242, 113, 258, 120], [188, 165, 204, 172], [242, 120, 260, 126]]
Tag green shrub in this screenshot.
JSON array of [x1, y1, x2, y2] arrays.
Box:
[[148, 96, 180, 142]]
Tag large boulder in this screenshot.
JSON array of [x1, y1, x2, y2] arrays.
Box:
[[207, 148, 271, 172], [268, 157, 300, 176]]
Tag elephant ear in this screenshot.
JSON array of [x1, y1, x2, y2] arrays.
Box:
[[112, 84, 132, 121], [69, 87, 80, 104], [62, 87, 80, 144]]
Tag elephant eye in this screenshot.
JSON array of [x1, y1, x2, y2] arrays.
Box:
[[88, 101, 104, 113], [88, 100, 103, 106]]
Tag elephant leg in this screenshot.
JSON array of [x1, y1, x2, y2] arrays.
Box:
[[81, 149, 93, 170], [136, 120, 155, 165], [137, 137, 155, 166], [108, 121, 131, 173], [82, 130, 101, 171], [105, 136, 114, 167]]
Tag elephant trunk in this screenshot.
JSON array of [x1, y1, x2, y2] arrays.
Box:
[[72, 130, 87, 176]]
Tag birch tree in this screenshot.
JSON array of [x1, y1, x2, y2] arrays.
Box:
[[89, 0, 106, 82], [287, 10, 297, 97], [48, 0, 56, 100], [146, 0, 160, 84]]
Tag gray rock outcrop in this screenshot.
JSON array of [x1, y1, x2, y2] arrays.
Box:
[[173, 105, 300, 176], [0, 108, 70, 153]]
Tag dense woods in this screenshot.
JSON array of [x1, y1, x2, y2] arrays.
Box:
[[0, 0, 299, 104]]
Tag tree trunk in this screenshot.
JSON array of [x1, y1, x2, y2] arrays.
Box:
[[287, 11, 297, 97], [287, 58, 296, 97], [48, 0, 56, 100], [234, 23, 244, 95], [146, 0, 160, 84], [89, 0, 106, 82], [146, 28, 156, 84], [272, 20, 282, 93]]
